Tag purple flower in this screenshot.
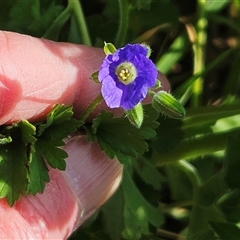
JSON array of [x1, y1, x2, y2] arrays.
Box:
[[98, 44, 158, 110]]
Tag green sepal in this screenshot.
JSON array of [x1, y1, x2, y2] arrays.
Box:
[[152, 79, 161, 90], [126, 103, 144, 128], [104, 42, 117, 55], [152, 91, 186, 119], [90, 71, 100, 83]]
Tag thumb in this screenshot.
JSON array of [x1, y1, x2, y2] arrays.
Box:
[[0, 135, 123, 239], [0, 31, 124, 238], [0, 30, 171, 125], [0, 30, 104, 124]]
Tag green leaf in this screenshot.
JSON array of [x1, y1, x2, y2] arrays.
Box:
[[102, 168, 164, 240], [0, 120, 37, 205], [129, 0, 179, 37], [130, 0, 152, 10], [29, 3, 64, 39], [217, 189, 240, 223], [221, 134, 240, 189], [36, 139, 67, 170], [156, 33, 189, 75], [101, 188, 125, 240], [0, 142, 29, 206], [26, 105, 80, 194], [0, 135, 12, 145], [198, 172, 226, 206], [166, 164, 193, 201], [151, 116, 184, 154], [189, 230, 218, 240], [131, 0, 152, 10], [204, 0, 230, 13], [92, 111, 147, 159], [209, 221, 240, 240], [67, 13, 83, 44], [8, 0, 64, 37], [9, 0, 41, 33], [16, 120, 37, 144], [91, 106, 158, 163], [0, 105, 80, 203], [24, 105, 78, 193], [183, 104, 240, 130], [27, 145, 50, 195], [132, 157, 165, 190], [38, 104, 78, 135], [121, 169, 164, 239]]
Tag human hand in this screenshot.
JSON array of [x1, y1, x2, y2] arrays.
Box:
[[0, 30, 170, 239]]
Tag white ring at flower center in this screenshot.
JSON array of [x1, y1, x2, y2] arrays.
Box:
[[116, 62, 137, 85]]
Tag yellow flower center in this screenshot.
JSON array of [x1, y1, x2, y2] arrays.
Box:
[[116, 62, 137, 85]]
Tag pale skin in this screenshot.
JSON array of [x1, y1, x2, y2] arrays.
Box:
[[0, 30, 170, 239]]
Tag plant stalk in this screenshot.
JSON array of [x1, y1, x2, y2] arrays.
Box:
[[152, 127, 240, 166], [115, 0, 130, 47], [79, 95, 103, 122], [191, 0, 208, 107], [68, 0, 91, 46]]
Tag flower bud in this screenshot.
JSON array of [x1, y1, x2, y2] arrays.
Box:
[[126, 103, 144, 128], [152, 91, 185, 119], [103, 42, 117, 55]]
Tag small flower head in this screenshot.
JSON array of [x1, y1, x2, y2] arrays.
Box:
[[98, 44, 157, 110]]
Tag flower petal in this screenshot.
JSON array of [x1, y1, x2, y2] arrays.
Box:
[[101, 76, 122, 108], [99, 43, 158, 110]]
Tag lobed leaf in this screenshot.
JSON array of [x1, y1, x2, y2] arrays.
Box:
[[0, 142, 29, 206], [221, 134, 240, 189], [101, 168, 164, 240], [209, 221, 240, 240], [27, 104, 80, 194], [91, 105, 158, 163], [27, 145, 50, 195]]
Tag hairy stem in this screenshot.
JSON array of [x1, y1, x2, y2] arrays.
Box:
[[152, 127, 240, 166], [183, 103, 240, 129], [177, 160, 202, 195], [191, 0, 208, 107], [79, 95, 103, 122]]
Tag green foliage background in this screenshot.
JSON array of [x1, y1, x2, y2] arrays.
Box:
[[1, 0, 240, 239]]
